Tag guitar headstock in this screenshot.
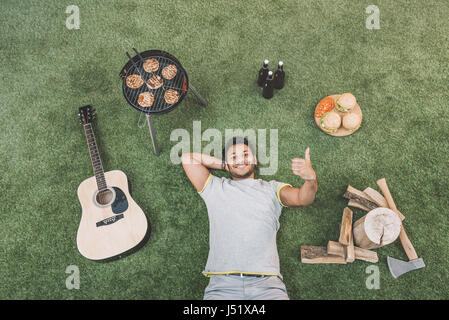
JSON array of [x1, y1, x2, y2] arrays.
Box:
[[78, 105, 96, 125]]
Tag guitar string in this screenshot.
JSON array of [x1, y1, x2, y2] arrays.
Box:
[[84, 123, 107, 191]]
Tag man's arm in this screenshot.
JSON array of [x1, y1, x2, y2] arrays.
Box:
[[181, 153, 225, 192], [279, 147, 318, 207], [279, 180, 318, 207]]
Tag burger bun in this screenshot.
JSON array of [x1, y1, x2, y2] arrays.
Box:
[[336, 93, 356, 113], [320, 111, 341, 133], [342, 113, 361, 131]]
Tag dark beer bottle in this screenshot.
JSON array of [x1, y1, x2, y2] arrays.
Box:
[[263, 71, 274, 99], [257, 59, 269, 87], [273, 61, 285, 89]]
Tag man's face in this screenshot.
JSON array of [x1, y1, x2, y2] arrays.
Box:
[[225, 144, 257, 179]]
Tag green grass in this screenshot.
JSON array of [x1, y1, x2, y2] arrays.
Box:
[[1, 0, 448, 299]]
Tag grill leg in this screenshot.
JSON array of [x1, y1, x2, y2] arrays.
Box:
[[146, 114, 160, 156], [189, 84, 207, 107]]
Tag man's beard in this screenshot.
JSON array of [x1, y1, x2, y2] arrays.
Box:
[[227, 163, 256, 179]]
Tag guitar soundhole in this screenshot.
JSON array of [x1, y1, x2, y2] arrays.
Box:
[[96, 189, 114, 206]]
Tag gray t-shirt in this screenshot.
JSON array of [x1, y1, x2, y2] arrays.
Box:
[[199, 174, 291, 279]]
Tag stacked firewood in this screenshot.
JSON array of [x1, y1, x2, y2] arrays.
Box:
[[301, 183, 402, 264]]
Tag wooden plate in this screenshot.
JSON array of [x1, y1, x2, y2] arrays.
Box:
[[314, 94, 363, 137]]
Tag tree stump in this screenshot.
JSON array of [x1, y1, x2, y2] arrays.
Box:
[[353, 208, 402, 249]]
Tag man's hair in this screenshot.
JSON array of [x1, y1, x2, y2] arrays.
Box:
[[222, 137, 256, 163]]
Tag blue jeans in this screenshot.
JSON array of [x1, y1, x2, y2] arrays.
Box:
[[203, 274, 289, 300]]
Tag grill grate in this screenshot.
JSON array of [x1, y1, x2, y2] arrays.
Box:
[[120, 50, 189, 115]]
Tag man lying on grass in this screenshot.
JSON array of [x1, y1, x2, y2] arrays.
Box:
[[181, 137, 318, 300]]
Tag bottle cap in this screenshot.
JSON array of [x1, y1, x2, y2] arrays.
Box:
[[264, 59, 269, 65], [268, 71, 273, 76], [278, 61, 283, 67]]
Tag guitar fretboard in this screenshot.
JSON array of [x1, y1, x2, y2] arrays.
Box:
[[83, 123, 106, 190]]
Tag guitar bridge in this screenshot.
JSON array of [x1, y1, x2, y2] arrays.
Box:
[[96, 214, 124, 227]]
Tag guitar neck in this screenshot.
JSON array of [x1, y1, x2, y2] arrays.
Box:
[[83, 123, 107, 190]]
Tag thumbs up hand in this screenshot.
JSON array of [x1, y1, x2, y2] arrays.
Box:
[[291, 147, 316, 181]]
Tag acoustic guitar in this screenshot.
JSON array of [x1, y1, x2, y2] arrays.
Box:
[[76, 105, 148, 261]]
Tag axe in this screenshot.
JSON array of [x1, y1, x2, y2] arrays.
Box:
[[376, 178, 425, 278]]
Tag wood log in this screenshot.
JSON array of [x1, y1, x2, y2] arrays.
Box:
[[364, 186, 405, 221], [343, 185, 378, 211], [327, 241, 379, 263], [327, 241, 345, 257], [338, 207, 353, 245], [363, 187, 389, 207], [353, 208, 402, 249], [363, 187, 405, 221], [348, 199, 370, 211], [346, 223, 355, 263], [354, 247, 378, 263], [300, 246, 347, 264]]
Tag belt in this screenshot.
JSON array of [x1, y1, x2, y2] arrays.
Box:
[[227, 273, 267, 278]]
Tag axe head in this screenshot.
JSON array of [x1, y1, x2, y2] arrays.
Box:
[[387, 256, 425, 278]]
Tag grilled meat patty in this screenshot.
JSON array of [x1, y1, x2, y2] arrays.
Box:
[[146, 75, 164, 90], [162, 64, 177, 80], [125, 74, 144, 89], [143, 58, 159, 73], [138, 92, 155, 107], [164, 89, 179, 104]]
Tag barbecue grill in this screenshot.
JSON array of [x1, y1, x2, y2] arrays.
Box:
[[120, 44, 207, 155]]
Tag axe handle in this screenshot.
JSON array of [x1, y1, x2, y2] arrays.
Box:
[[377, 178, 419, 261]]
